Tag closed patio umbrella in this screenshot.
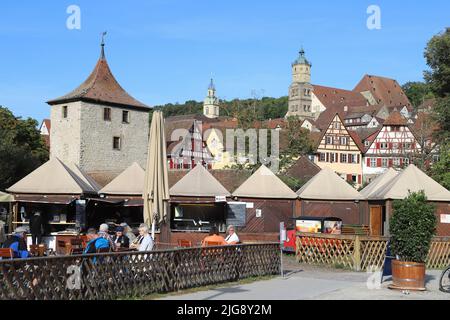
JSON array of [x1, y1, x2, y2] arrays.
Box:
[[143, 111, 170, 239]]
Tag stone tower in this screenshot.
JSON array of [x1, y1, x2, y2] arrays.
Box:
[[46, 39, 151, 177], [203, 79, 220, 119], [286, 48, 314, 119]]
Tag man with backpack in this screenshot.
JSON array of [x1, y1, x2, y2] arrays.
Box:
[[84, 224, 115, 254]]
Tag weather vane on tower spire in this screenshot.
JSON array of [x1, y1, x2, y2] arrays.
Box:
[[100, 31, 107, 59]]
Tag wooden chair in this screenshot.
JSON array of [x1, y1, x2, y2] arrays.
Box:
[[178, 239, 193, 248], [0, 248, 14, 259], [203, 241, 223, 247], [70, 238, 84, 255]]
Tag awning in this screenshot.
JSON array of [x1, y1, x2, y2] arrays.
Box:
[[87, 198, 124, 205], [123, 199, 144, 207], [14, 195, 77, 205]]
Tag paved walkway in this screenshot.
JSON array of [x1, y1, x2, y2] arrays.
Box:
[[159, 264, 449, 300]]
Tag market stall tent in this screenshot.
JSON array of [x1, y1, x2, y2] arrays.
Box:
[[232, 165, 297, 236], [362, 164, 450, 236], [0, 191, 13, 202], [360, 168, 399, 199], [296, 167, 365, 226], [99, 162, 145, 196], [7, 157, 99, 196]]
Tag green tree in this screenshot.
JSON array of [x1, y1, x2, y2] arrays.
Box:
[[429, 144, 450, 190], [424, 28, 450, 97], [401, 81, 434, 109], [0, 106, 49, 191], [390, 191, 436, 263]]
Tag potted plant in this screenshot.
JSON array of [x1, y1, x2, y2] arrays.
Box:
[[389, 191, 437, 290]]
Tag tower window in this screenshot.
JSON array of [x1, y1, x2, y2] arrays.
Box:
[[122, 110, 129, 123], [62, 106, 68, 119], [113, 137, 121, 150], [104, 108, 111, 121]]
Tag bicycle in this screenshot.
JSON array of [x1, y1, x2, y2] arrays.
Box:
[[439, 265, 450, 293]]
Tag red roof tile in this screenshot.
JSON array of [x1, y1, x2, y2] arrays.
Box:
[[354, 75, 411, 109], [383, 110, 407, 126]]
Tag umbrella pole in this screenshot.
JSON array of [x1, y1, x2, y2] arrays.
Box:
[[151, 220, 156, 240]]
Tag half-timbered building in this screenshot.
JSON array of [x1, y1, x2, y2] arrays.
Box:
[[362, 111, 421, 182], [313, 113, 364, 187]]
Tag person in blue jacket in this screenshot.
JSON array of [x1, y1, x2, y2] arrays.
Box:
[[2, 227, 30, 259]]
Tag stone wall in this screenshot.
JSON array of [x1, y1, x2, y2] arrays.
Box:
[[50, 101, 149, 174]]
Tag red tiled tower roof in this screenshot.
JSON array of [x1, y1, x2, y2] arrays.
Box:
[[47, 43, 150, 110]]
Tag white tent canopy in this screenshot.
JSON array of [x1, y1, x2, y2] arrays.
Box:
[[6, 158, 99, 194], [297, 167, 364, 200], [360, 168, 399, 199], [170, 164, 230, 197], [233, 165, 297, 199], [100, 162, 145, 195], [364, 164, 450, 201], [0, 191, 13, 202]]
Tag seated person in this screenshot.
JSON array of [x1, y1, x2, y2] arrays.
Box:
[[84, 224, 113, 254], [130, 224, 154, 252], [201, 226, 227, 247], [120, 223, 137, 243], [112, 226, 129, 249], [2, 227, 29, 258], [225, 225, 240, 245]]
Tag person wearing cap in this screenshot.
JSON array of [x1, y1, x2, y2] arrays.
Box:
[[120, 223, 136, 244], [1, 227, 29, 258], [112, 226, 129, 250]]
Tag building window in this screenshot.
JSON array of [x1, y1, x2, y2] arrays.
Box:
[[404, 158, 410, 165], [205, 107, 209, 114], [365, 141, 370, 147], [393, 158, 400, 166], [370, 158, 376, 167], [104, 108, 111, 121], [340, 137, 348, 145], [382, 158, 388, 168], [334, 122, 340, 129], [122, 110, 129, 123], [62, 106, 68, 119], [340, 153, 347, 163], [381, 142, 388, 149], [319, 153, 325, 162], [113, 137, 121, 150], [325, 136, 332, 145]]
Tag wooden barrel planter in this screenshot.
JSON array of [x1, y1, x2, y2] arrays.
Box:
[[389, 260, 426, 291]]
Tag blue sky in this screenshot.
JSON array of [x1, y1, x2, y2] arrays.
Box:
[[0, 1, 449, 123]]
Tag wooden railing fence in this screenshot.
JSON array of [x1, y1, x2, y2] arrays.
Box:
[[296, 233, 450, 271], [0, 243, 281, 300]]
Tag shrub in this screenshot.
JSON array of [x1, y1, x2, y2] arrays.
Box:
[[390, 191, 436, 263]]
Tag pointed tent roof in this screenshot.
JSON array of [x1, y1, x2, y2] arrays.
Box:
[[169, 165, 230, 197], [233, 165, 298, 199], [7, 158, 99, 195], [296, 167, 364, 200], [0, 191, 13, 202], [365, 164, 450, 201], [360, 168, 399, 199], [47, 43, 150, 110], [100, 162, 145, 195]]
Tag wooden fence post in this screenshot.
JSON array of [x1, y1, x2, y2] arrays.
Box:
[[353, 236, 361, 271]]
